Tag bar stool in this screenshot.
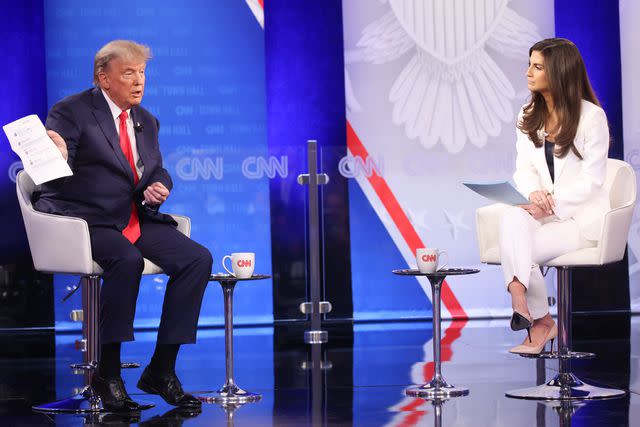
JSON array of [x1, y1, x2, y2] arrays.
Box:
[[475, 159, 636, 400], [16, 171, 191, 412]]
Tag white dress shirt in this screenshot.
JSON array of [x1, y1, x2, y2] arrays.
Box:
[[101, 89, 144, 178]]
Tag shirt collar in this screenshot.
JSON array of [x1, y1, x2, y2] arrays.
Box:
[[101, 88, 131, 121]]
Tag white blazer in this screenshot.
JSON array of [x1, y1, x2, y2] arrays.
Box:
[[513, 100, 610, 241]]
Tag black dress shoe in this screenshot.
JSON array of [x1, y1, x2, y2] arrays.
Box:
[[137, 366, 202, 407], [510, 311, 533, 331], [91, 372, 141, 412], [510, 311, 533, 343]]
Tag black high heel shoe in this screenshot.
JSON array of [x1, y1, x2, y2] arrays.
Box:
[[510, 312, 533, 342]]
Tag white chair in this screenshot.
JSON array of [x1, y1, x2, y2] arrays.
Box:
[[16, 170, 191, 412], [475, 158, 636, 400]]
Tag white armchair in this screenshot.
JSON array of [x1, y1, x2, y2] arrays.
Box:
[[16, 170, 191, 413], [16, 170, 191, 275], [475, 159, 636, 400]]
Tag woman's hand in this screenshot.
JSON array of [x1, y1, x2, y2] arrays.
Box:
[[528, 190, 554, 215], [521, 203, 552, 220]]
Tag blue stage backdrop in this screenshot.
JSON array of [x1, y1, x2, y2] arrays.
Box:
[[0, 2, 47, 265], [44, 0, 272, 329]]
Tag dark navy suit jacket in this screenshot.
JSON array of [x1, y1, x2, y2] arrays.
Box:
[[35, 87, 176, 229]]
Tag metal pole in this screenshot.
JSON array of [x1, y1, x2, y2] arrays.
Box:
[[83, 276, 100, 369], [300, 140, 329, 344], [431, 277, 443, 383], [307, 141, 321, 334], [434, 400, 443, 427], [557, 268, 571, 375], [84, 276, 101, 410], [311, 343, 322, 427], [223, 282, 237, 387]]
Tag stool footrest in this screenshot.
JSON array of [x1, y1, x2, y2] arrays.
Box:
[[70, 363, 97, 372], [519, 351, 596, 360], [70, 361, 140, 372], [120, 362, 141, 369]]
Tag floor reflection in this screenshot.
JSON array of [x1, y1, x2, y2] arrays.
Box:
[[0, 316, 637, 426]]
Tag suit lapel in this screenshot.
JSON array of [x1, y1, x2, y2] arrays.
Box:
[[534, 130, 553, 190], [91, 89, 135, 182], [554, 151, 568, 183]]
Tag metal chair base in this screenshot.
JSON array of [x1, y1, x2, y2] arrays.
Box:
[[505, 267, 626, 402], [198, 383, 261, 404], [32, 386, 102, 413], [506, 373, 626, 401], [32, 385, 155, 413]]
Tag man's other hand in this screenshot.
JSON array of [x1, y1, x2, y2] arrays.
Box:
[[144, 182, 170, 205], [47, 130, 68, 160]]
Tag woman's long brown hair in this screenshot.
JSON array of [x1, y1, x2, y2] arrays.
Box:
[[518, 38, 601, 159]]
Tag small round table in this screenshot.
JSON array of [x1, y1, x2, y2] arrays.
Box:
[[392, 268, 479, 399], [197, 274, 270, 404]]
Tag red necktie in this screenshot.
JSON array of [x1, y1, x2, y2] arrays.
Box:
[[118, 111, 141, 243]]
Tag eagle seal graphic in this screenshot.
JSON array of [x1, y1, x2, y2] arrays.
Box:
[[345, 0, 541, 153]]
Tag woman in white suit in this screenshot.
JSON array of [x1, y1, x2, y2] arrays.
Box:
[[501, 38, 610, 354]]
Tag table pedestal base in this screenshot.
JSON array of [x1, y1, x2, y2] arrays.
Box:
[[405, 379, 469, 399], [198, 383, 261, 404]]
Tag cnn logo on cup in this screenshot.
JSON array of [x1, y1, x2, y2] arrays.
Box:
[[416, 248, 448, 273], [223, 252, 255, 278]]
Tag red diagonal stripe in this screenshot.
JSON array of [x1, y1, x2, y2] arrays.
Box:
[[346, 120, 467, 319], [397, 320, 467, 426], [398, 410, 426, 426], [401, 400, 424, 412], [423, 319, 467, 379]]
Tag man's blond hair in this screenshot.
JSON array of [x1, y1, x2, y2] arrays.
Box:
[[93, 40, 152, 86]]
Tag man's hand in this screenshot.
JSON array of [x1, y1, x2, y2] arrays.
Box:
[[47, 130, 68, 161], [143, 182, 170, 206], [520, 203, 552, 220], [528, 189, 554, 215]]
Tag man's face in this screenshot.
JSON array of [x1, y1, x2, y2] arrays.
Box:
[[98, 57, 146, 110]]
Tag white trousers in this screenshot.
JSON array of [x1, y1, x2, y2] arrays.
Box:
[[498, 206, 594, 319]]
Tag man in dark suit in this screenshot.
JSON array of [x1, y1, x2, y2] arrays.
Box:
[[36, 40, 212, 411]]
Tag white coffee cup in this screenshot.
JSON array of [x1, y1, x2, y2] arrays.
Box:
[[416, 248, 448, 273], [222, 252, 255, 279]]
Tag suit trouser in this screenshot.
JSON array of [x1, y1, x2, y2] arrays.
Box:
[[89, 221, 213, 344], [498, 206, 594, 320]]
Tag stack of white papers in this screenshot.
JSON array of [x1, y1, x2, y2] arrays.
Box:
[[463, 182, 529, 205], [3, 115, 72, 185]]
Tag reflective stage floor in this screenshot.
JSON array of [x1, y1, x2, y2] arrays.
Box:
[[1, 315, 639, 426]]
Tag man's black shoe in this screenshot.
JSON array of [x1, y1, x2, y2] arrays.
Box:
[[91, 372, 142, 412], [137, 366, 202, 407]]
